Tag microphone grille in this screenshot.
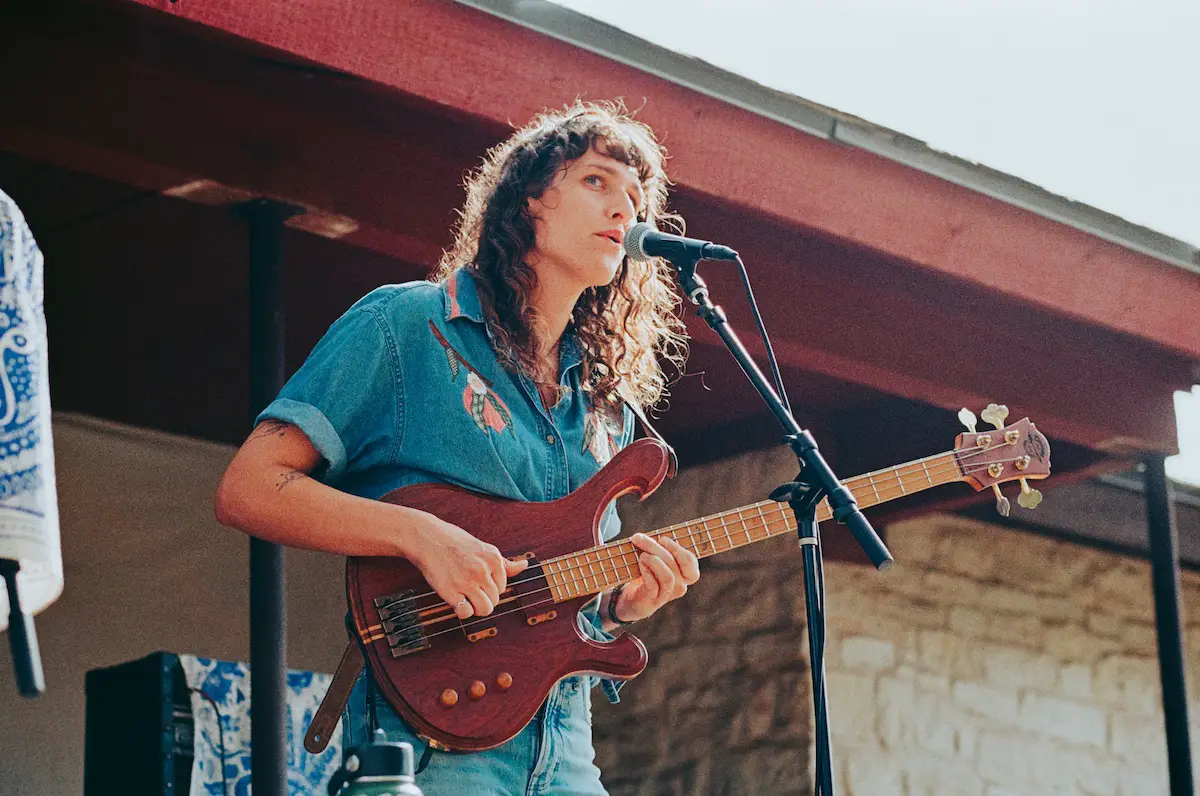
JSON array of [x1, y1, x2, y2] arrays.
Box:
[[623, 222, 655, 262]]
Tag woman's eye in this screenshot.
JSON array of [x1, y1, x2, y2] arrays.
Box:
[[585, 174, 604, 187]]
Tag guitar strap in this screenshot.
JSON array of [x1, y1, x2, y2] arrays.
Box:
[[304, 390, 674, 754], [615, 382, 678, 478]]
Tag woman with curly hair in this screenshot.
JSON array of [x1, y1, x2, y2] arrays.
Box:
[[215, 100, 697, 793]]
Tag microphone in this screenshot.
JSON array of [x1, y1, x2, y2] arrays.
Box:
[[623, 222, 739, 264]]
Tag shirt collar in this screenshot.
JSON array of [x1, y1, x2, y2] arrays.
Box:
[[442, 267, 486, 323], [442, 266, 584, 373]]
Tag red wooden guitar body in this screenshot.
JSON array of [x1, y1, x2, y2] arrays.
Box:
[[346, 438, 673, 751]]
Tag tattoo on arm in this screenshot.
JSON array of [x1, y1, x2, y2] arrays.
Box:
[[276, 469, 308, 492], [248, 420, 291, 443]]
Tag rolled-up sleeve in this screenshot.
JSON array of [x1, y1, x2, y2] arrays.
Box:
[[256, 304, 400, 483]]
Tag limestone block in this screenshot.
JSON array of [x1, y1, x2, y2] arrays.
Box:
[[983, 645, 1063, 691], [922, 571, 985, 606], [844, 754, 905, 796], [953, 681, 1020, 725], [1109, 711, 1167, 763], [877, 674, 957, 755], [904, 756, 986, 796], [951, 605, 1046, 648], [919, 629, 985, 679], [883, 518, 944, 567], [1044, 622, 1123, 664], [1017, 693, 1107, 747], [1059, 663, 1095, 700], [826, 670, 878, 746], [840, 636, 896, 671], [977, 731, 1032, 785], [1093, 655, 1160, 715], [1117, 765, 1169, 795], [1084, 564, 1155, 620]]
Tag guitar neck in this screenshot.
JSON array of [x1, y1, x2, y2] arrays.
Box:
[[543, 449, 965, 603]]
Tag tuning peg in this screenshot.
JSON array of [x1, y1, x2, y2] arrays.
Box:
[[1017, 479, 1043, 510], [958, 408, 978, 433], [991, 484, 1011, 517], [981, 403, 1009, 430]]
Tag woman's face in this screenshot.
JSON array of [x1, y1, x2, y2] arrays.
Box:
[[526, 145, 646, 293]]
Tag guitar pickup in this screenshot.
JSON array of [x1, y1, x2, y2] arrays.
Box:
[[526, 610, 557, 626], [466, 627, 498, 642]]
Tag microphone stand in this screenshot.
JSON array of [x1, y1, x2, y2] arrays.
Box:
[[669, 255, 893, 796]]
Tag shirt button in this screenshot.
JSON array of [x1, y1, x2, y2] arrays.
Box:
[[546, 434, 556, 445]]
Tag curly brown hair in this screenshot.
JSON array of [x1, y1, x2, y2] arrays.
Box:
[[433, 100, 688, 410]]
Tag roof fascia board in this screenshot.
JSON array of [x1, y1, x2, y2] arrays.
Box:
[[457, 0, 1199, 275]]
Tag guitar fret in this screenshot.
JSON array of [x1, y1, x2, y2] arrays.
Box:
[[602, 545, 619, 590], [571, 554, 585, 598], [543, 559, 559, 601], [736, 507, 752, 547]]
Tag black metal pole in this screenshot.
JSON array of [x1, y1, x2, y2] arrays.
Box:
[[798, 518, 834, 794], [1144, 453, 1194, 796], [237, 198, 300, 796], [1, 559, 44, 697]]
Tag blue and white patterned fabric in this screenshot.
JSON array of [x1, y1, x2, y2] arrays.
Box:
[[180, 654, 343, 796], [0, 188, 61, 630]]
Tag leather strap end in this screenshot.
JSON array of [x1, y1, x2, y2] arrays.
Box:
[[305, 642, 365, 754]]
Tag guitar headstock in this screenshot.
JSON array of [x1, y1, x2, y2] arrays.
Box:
[[954, 405, 1051, 516]]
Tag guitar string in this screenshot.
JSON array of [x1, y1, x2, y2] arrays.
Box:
[[373, 452, 1033, 647], [388, 440, 1019, 615], [382, 441, 1024, 616], [378, 445, 1026, 630], [366, 452, 1036, 647]]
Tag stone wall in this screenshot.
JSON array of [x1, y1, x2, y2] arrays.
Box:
[[3, 417, 1195, 795], [595, 448, 1199, 796]]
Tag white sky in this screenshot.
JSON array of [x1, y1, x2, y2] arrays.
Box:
[[554, 0, 1199, 486]]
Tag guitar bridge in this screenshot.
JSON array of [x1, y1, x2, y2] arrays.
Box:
[[374, 591, 431, 659]]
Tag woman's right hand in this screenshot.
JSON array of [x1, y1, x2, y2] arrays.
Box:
[[406, 513, 529, 619]]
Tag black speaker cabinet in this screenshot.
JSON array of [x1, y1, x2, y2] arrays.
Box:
[[84, 652, 194, 796]]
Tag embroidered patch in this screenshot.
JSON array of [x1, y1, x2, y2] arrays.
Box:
[[583, 409, 623, 466], [430, 321, 514, 436]]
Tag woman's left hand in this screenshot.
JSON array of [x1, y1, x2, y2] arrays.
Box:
[[612, 533, 701, 622]]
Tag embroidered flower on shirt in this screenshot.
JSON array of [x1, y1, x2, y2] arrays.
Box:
[[582, 409, 622, 466], [464, 371, 514, 434], [430, 320, 515, 436]]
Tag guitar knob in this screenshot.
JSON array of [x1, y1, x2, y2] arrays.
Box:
[[496, 673, 513, 690], [469, 681, 486, 700], [958, 408, 978, 434], [1018, 479, 1043, 510], [981, 403, 1009, 430], [991, 485, 1011, 517], [439, 689, 459, 708]]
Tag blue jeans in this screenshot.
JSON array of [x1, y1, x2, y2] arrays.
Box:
[[342, 673, 608, 796]]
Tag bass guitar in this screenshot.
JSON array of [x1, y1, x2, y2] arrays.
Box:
[[341, 408, 1050, 752]]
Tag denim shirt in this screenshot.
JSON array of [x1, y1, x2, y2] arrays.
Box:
[[257, 267, 633, 702]]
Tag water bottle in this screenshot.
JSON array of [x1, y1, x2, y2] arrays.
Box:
[[327, 729, 424, 796]]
